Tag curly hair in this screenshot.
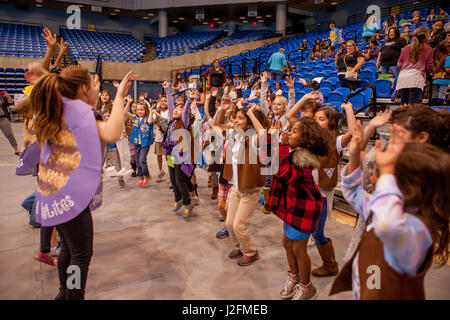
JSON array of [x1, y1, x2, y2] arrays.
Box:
[[293, 117, 329, 157]]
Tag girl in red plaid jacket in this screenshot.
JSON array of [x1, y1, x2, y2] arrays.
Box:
[[267, 117, 330, 300]]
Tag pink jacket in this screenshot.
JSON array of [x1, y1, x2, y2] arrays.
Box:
[[397, 44, 433, 76]]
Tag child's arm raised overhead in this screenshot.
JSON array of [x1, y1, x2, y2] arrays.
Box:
[[340, 101, 356, 148], [204, 90, 211, 121], [247, 104, 266, 140], [162, 81, 174, 121], [341, 120, 370, 219], [285, 76, 296, 113], [286, 91, 320, 125], [361, 109, 391, 150], [369, 125, 432, 275], [259, 71, 271, 116], [182, 90, 196, 128]]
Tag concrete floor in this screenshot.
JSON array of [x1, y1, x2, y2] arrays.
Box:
[[1, 122, 449, 300]]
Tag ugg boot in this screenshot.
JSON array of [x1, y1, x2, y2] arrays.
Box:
[[211, 187, 218, 200], [263, 187, 271, 214], [311, 238, 339, 277]]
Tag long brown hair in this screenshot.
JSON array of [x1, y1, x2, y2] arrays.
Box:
[[433, 40, 449, 74], [410, 27, 429, 64], [395, 143, 450, 266], [18, 66, 92, 144], [96, 90, 112, 113]]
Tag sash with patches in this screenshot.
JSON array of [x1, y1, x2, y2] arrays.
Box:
[[324, 168, 335, 178], [31, 97, 103, 227]]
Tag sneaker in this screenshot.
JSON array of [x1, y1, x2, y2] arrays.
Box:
[[183, 203, 194, 219], [307, 237, 315, 247], [228, 248, 243, 259], [172, 200, 183, 213], [138, 178, 143, 187], [191, 196, 199, 206], [291, 282, 318, 300], [280, 271, 299, 299], [141, 177, 149, 187], [237, 252, 260, 266], [216, 227, 229, 239], [34, 251, 57, 267], [118, 180, 125, 188], [156, 170, 166, 182]]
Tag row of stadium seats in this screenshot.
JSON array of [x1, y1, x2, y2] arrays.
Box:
[[0, 67, 29, 95]]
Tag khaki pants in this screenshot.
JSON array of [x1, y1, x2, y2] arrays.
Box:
[[226, 186, 260, 257]]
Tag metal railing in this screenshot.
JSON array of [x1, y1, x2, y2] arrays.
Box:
[[343, 84, 377, 117]]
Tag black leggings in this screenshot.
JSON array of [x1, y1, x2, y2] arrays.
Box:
[[168, 164, 194, 205], [55, 207, 93, 300], [40, 226, 54, 253]]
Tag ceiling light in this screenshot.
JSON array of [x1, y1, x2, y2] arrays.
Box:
[[243, 20, 248, 23], [218, 21, 223, 24], [110, 12, 117, 15], [213, 18, 220, 21], [172, 21, 178, 23], [240, 17, 245, 19], [256, 16, 262, 19], [148, 13, 154, 16], [258, 20, 264, 23], [114, 9, 120, 12], [179, 17, 185, 20], [331, 2, 339, 5], [265, 14, 272, 18], [143, 17, 149, 20], [202, 22, 208, 24], [36, 0, 43, 2], [78, 4, 83, 7], [36, 4, 42, 7]]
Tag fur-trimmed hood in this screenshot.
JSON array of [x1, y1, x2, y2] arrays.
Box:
[[291, 148, 321, 169]]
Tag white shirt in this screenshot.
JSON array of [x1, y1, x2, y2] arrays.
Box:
[[154, 109, 169, 143]]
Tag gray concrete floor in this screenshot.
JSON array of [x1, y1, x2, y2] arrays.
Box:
[[1, 122, 449, 300]]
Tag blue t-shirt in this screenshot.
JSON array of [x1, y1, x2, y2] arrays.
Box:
[[268, 52, 287, 72], [433, 56, 450, 85]]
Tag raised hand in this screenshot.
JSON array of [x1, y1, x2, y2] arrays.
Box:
[[57, 38, 69, 54], [236, 80, 243, 90], [369, 109, 392, 128], [261, 71, 268, 84], [116, 72, 133, 99], [285, 76, 294, 89], [303, 90, 320, 101], [341, 102, 353, 111], [162, 81, 170, 89], [190, 89, 199, 100], [221, 96, 231, 110], [41, 28, 57, 47], [113, 80, 120, 88], [211, 87, 219, 97], [375, 124, 406, 174]]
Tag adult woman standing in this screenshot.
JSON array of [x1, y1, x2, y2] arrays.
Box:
[[19, 66, 132, 299], [376, 27, 407, 77], [335, 42, 347, 88], [342, 40, 365, 91], [203, 59, 227, 95], [0, 91, 20, 155], [396, 27, 433, 105]]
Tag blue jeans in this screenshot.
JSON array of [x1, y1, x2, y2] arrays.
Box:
[[381, 65, 400, 78], [270, 70, 283, 81], [312, 196, 329, 245], [135, 144, 150, 178], [21, 192, 40, 227], [432, 84, 448, 100]]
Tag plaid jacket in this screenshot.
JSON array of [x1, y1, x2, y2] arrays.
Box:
[[268, 149, 323, 234]]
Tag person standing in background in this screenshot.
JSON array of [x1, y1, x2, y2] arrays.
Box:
[[268, 48, 287, 81], [0, 91, 20, 155]]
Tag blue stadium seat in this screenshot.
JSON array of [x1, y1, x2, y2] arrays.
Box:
[[375, 79, 392, 98], [349, 93, 365, 110], [328, 92, 344, 103], [336, 87, 351, 98]]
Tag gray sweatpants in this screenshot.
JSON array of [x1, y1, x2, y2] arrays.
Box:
[[0, 117, 18, 149]]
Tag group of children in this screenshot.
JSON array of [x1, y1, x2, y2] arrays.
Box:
[[88, 66, 450, 300]]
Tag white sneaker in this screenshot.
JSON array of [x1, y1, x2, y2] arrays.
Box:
[[292, 282, 318, 300], [280, 271, 299, 299]]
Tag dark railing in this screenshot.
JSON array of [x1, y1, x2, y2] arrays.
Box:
[[343, 30, 357, 42], [347, 0, 445, 25], [343, 84, 377, 117], [305, 20, 334, 33]]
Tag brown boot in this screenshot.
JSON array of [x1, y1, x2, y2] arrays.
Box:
[[208, 175, 212, 188], [311, 238, 339, 277], [262, 187, 271, 214], [211, 187, 218, 200]]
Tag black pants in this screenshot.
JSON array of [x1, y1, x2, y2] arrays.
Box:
[[168, 164, 194, 205], [40, 226, 54, 253], [55, 207, 93, 300], [398, 87, 422, 105], [342, 78, 359, 92]]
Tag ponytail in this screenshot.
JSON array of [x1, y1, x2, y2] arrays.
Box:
[[410, 26, 429, 64], [17, 66, 92, 145]]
